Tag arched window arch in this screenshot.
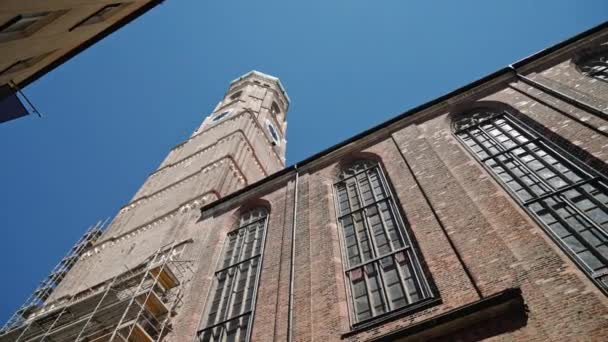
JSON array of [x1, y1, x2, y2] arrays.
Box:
[[577, 50, 608, 82], [333, 160, 432, 325], [453, 109, 608, 291], [198, 207, 269, 342]]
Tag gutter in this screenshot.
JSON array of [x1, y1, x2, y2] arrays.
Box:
[[199, 20, 608, 216]]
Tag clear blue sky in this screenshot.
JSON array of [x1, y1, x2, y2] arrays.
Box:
[[0, 0, 606, 324]]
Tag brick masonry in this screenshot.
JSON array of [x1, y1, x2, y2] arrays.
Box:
[[41, 25, 608, 341]]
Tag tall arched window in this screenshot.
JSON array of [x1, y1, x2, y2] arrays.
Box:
[[198, 207, 269, 342], [334, 160, 432, 325], [578, 51, 608, 82], [454, 110, 608, 291]]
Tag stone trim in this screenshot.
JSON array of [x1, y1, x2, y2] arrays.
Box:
[[122, 156, 247, 212], [83, 192, 218, 259], [170, 109, 284, 165], [149, 130, 267, 181]]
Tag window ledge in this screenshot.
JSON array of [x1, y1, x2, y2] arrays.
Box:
[[341, 297, 442, 339], [351, 288, 525, 341]]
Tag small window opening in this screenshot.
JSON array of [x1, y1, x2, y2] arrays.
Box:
[[0, 12, 49, 35], [230, 91, 242, 101], [212, 110, 231, 122], [70, 4, 121, 31]]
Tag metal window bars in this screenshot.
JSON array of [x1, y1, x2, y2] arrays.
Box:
[[0, 239, 194, 342], [197, 208, 269, 342], [455, 110, 608, 292], [333, 161, 432, 325]]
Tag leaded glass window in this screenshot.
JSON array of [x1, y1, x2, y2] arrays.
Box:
[[579, 52, 608, 82], [334, 160, 432, 324], [197, 207, 268, 342], [454, 110, 608, 290]]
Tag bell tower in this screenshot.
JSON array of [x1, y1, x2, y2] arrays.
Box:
[[0, 71, 291, 342], [105, 70, 290, 238]]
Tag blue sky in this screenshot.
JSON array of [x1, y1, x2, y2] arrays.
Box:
[[0, 0, 606, 324]]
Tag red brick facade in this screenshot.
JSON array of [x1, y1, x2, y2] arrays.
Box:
[[4, 23, 608, 342]]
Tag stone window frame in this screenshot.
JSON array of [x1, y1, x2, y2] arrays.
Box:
[[332, 159, 434, 328], [0, 11, 65, 43], [229, 91, 242, 101], [0, 51, 55, 78], [69, 3, 125, 32], [453, 109, 608, 293], [197, 206, 270, 342]]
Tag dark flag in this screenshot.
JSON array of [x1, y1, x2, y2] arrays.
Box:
[[0, 84, 28, 123]]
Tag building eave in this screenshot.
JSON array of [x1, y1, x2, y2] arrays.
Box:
[[16, 0, 166, 89], [200, 20, 608, 216]]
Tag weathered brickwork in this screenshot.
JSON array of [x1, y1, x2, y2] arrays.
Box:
[[12, 24, 608, 342]]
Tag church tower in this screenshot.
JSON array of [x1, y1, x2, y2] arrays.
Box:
[[0, 71, 290, 342], [106, 70, 290, 238]]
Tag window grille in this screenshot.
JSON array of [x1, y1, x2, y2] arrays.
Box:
[[578, 52, 608, 82], [198, 207, 269, 342], [454, 110, 608, 290], [334, 160, 432, 325]]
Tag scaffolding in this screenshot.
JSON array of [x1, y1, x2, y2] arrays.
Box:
[[1, 220, 107, 335], [0, 232, 193, 342]]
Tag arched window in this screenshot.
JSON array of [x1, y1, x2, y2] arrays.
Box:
[[198, 207, 269, 342], [454, 110, 608, 290], [578, 51, 608, 82], [334, 160, 432, 325]]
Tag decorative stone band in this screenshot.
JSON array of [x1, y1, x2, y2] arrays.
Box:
[[144, 129, 266, 193], [121, 155, 247, 214], [80, 193, 218, 260], [169, 109, 284, 165]]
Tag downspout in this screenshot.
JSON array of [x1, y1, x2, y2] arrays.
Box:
[[287, 165, 299, 342], [508, 65, 608, 120]]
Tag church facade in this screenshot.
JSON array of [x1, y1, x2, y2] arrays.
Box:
[[2, 21, 608, 342]]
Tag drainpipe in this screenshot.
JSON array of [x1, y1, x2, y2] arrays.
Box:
[[287, 165, 299, 342], [508, 65, 608, 120]]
